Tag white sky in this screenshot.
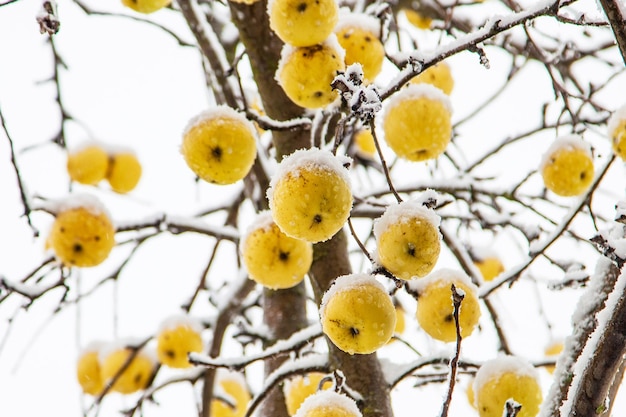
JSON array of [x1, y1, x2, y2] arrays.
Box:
[[1, 0, 626, 416]]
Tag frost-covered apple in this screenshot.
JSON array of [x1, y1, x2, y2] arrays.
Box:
[[106, 150, 142, 194], [100, 344, 155, 394], [335, 13, 384, 83], [283, 372, 332, 416], [412, 269, 481, 342], [66, 143, 109, 185], [276, 36, 346, 109], [410, 62, 454, 95], [540, 135, 594, 197], [268, 0, 338, 47], [268, 148, 353, 243], [47, 195, 115, 267], [210, 369, 251, 417], [76, 342, 105, 395], [320, 273, 396, 355], [374, 199, 441, 279], [241, 211, 313, 290], [121, 0, 171, 14], [181, 106, 257, 185], [381, 84, 452, 161], [474, 356, 543, 417], [293, 389, 362, 417], [607, 104, 626, 160], [156, 315, 204, 369]]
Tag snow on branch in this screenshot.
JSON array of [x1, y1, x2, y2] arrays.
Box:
[[0, 275, 66, 301], [382, 0, 562, 100], [189, 323, 323, 370], [332, 64, 382, 123], [381, 356, 480, 388], [116, 213, 240, 242], [243, 353, 329, 417], [480, 155, 617, 298]]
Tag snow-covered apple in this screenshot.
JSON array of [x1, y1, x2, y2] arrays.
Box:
[[181, 106, 257, 185], [320, 273, 396, 355], [268, 148, 352, 243]]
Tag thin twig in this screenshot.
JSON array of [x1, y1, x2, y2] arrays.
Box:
[[439, 284, 464, 417], [0, 104, 38, 236]]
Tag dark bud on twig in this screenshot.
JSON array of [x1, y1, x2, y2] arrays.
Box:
[[36, 0, 60, 35], [504, 399, 522, 417]]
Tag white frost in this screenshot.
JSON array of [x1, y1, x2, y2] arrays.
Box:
[[182, 105, 257, 140], [319, 273, 385, 318], [267, 147, 352, 207], [607, 103, 626, 139], [538, 134, 592, 172], [372, 198, 441, 242], [335, 9, 381, 35], [382, 83, 452, 118], [38, 193, 111, 218], [473, 355, 539, 397], [407, 268, 477, 296], [158, 314, 204, 334], [293, 390, 362, 417]]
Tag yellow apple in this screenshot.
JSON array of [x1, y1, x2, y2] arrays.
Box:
[[47, 197, 115, 267], [474, 256, 504, 282], [210, 370, 251, 417], [466, 379, 477, 409], [76, 343, 105, 395], [268, 148, 352, 243], [268, 0, 338, 47], [608, 104, 626, 160], [403, 9, 432, 29], [181, 106, 257, 185], [410, 62, 454, 95], [373, 200, 441, 279], [540, 135, 594, 197], [156, 315, 204, 369], [67, 143, 109, 185], [284, 372, 332, 416], [293, 390, 361, 417], [335, 13, 384, 82], [276, 36, 345, 109], [100, 345, 155, 394], [241, 211, 313, 289], [353, 129, 376, 158], [121, 0, 171, 13], [381, 84, 452, 161], [544, 341, 563, 374], [413, 268, 481, 342], [106, 151, 142, 194], [474, 356, 542, 417], [320, 273, 396, 355]]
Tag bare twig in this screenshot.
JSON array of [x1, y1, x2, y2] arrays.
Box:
[[439, 284, 464, 417], [0, 104, 38, 236]]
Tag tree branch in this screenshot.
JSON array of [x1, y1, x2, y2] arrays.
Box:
[[598, 0, 626, 65]]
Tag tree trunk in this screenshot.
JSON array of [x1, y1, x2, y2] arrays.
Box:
[[309, 230, 394, 417]]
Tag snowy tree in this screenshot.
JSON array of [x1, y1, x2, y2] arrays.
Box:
[[1, 0, 626, 416]]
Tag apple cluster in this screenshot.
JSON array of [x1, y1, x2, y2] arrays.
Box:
[[66, 142, 142, 194]]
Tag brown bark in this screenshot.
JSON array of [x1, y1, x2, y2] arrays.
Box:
[[228, 4, 311, 417], [572, 272, 626, 416], [598, 0, 626, 66], [309, 231, 394, 417]]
